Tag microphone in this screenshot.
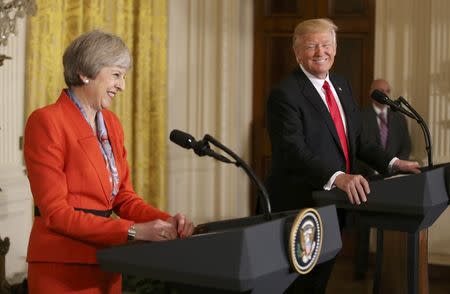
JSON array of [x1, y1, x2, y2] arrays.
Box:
[[371, 89, 415, 119], [170, 129, 272, 221], [397, 96, 433, 167], [169, 129, 232, 163], [370, 90, 433, 167], [169, 129, 197, 149]]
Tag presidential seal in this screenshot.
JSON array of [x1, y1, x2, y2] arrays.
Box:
[[289, 208, 323, 274]]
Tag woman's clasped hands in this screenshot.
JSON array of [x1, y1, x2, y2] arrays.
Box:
[[134, 213, 194, 242]]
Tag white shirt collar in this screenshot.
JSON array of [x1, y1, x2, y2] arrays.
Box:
[[298, 65, 347, 132], [299, 64, 331, 89], [372, 103, 388, 116]]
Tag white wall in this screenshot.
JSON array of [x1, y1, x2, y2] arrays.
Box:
[[0, 18, 33, 284]]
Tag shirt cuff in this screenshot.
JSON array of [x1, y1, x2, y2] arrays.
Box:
[[324, 171, 345, 190], [388, 157, 399, 173]]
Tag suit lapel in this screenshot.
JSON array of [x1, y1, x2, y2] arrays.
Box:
[[386, 109, 395, 153], [58, 92, 112, 199], [370, 107, 381, 144], [330, 74, 356, 165], [330, 75, 355, 157], [296, 70, 355, 162], [296, 70, 343, 152]]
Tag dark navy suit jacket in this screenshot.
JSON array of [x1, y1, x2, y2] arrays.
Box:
[[355, 106, 411, 176], [265, 68, 392, 212]]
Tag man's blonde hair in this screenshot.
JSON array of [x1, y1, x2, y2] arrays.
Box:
[[292, 18, 338, 49]]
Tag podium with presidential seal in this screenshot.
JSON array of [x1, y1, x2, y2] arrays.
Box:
[[313, 163, 450, 294], [97, 205, 342, 293]]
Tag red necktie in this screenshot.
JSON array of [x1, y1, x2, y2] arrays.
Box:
[[322, 81, 350, 172]]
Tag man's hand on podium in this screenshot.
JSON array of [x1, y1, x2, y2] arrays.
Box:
[[334, 174, 370, 205], [334, 159, 420, 206], [393, 159, 421, 174]]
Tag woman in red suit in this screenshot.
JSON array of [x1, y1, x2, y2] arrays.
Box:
[[24, 30, 194, 293]]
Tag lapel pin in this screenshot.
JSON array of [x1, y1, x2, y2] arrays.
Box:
[[338, 87, 342, 91]]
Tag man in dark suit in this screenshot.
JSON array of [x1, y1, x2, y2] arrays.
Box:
[[265, 18, 420, 294], [353, 78, 412, 280], [356, 79, 412, 176]]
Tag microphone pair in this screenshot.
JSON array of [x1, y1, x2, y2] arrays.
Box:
[[371, 89, 433, 166], [370, 90, 415, 119]]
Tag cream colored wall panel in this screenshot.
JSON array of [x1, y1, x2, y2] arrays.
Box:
[[167, 0, 253, 224], [375, 0, 450, 265]]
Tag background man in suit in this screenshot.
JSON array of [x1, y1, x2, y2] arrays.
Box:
[[353, 78, 412, 279], [356, 79, 412, 176], [265, 18, 420, 293]]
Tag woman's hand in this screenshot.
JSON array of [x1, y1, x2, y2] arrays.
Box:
[[167, 213, 195, 239], [134, 219, 178, 241], [133, 213, 194, 241]]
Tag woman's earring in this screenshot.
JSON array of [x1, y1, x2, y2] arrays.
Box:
[[84, 79, 89, 84]]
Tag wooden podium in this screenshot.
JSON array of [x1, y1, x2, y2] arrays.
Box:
[[313, 164, 450, 294]]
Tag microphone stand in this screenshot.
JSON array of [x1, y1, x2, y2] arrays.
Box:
[[397, 97, 433, 167], [193, 140, 234, 164], [389, 102, 416, 119], [203, 134, 272, 221]]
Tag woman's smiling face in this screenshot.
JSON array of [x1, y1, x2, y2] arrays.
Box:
[[83, 66, 127, 110]]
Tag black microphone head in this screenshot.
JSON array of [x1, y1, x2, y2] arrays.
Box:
[[169, 129, 196, 149], [371, 89, 389, 105]]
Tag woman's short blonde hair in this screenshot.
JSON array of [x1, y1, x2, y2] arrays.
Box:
[[63, 30, 132, 87], [292, 18, 338, 49]]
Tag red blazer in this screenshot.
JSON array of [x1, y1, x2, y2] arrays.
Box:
[[24, 90, 170, 264]]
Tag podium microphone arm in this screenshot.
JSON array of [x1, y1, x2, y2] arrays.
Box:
[[397, 96, 433, 167], [203, 134, 272, 221], [371, 90, 433, 167]]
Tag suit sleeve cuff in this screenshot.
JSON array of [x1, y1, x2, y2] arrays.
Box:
[[388, 157, 399, 173], [324, 171, 345, 190]]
